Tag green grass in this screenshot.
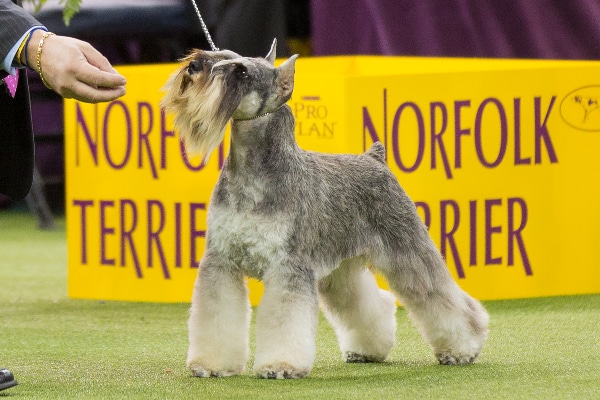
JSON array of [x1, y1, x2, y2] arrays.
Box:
[[1, 210, 599, 399]]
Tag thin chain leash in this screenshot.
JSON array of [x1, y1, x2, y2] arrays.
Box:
[[190, 0, 220, 51]]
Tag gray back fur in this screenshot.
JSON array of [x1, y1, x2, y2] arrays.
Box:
[[213, 104, 440, 285]]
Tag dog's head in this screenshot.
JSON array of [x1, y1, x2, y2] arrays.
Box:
[[160, 40, 298, 159]]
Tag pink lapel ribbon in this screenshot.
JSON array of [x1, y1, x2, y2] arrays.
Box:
[[3, 70, 19, 98]]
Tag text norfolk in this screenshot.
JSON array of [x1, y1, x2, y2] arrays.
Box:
[[362, 91, 559, 178]]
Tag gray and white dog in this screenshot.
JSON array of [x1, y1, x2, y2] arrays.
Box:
[[161, 41, 489, 379]]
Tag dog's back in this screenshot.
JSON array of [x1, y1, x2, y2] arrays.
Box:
[[289, 139, 428, 266]]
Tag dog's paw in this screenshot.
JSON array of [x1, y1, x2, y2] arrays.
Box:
[[436, 352, 478, 365], [344, 352, 371, 363], [344, 351, 382, 363], [255, 363, 310, 379], [190, 364, 239, 378]]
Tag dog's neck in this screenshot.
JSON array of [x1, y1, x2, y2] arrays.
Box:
[[231, 111, 274, 121], [227, 105, 300, 175], [231, 103, 286, 122]]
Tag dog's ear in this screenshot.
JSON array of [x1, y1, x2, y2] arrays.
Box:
[[276, 54, 298, 98], [265, 39, 277, 65]]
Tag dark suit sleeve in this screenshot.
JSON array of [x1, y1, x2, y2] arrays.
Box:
[[0, 0, 43, 64], [0, 0, 39, 201], [0, 70, 35, 201]]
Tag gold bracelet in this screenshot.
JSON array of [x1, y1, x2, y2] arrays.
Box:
[[36, 32, 55, 90]]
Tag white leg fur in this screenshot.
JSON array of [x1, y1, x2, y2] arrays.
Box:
[[379, 245, 489, 365], [403, 288, 489, 365], [319, 260, 397, 363], [187, 256, 251, 377], [253, 269, 319, 379]]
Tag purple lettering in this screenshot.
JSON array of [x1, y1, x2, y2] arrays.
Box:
[[475, 98, 507, 168], [454, 100, 471, 169], [440, 200, 464, 278], [175, 202, 182, 268], [392, 102, 425, 173], [147, 200, 170, 279], [103, 101, 132, 169], [534, 96, 558, 164], [430, 102, 452, 179], [513, 98, 531, 165], [100, 200, 116, 266], [138, 102, 158, 179], [72, 199, 94, 264], [469, 200, 477, 266], [75, 103, 98, 165], [484, 199, 502, 265], [508, 197, 532, 275], [362, 89, 387, 152], [363, 110, 384, 151], [120, 199, 142, 278]]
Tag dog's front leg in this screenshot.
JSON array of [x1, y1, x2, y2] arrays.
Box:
[[253, 266, 319, 379], [187, 253, 250, 377]]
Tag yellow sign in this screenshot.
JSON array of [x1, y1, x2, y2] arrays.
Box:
[[65, 57, 600, 303]]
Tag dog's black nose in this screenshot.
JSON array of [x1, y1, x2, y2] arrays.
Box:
[[188, 60, 202, 75]]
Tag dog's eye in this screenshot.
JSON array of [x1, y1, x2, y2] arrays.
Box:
[[235, 65, 249, 79], [188, 60, 202, 75]]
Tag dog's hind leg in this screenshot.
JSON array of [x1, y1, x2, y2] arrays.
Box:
[[253, 265, 319, 379], [187, 254, 251, 377], [375, 234, 489, 365], [318, 257, 397, 363]]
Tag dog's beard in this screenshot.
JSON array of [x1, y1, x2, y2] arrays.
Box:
[[162, 73, 231, 161]]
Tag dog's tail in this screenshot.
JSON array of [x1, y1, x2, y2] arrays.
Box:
[[365, 142, 386, 163]]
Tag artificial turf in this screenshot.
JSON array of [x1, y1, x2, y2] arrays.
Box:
[[1, 210, 599, 399]]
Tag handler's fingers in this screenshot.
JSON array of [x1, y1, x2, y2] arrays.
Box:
[[63, 79, 126, 104], [74, 60, 127, 90], [66, 40, 127, 89]]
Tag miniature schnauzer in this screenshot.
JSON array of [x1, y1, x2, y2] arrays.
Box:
[[161, 40, 489, 379]]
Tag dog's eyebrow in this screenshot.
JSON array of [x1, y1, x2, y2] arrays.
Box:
[[211, 58, 257, 73], [213, 50, 243, 59]]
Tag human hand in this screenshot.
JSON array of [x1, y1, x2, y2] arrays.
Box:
[[25, 30, 126, 103]]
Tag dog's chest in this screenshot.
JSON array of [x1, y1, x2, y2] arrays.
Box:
[[207, 206, 292, 277]]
